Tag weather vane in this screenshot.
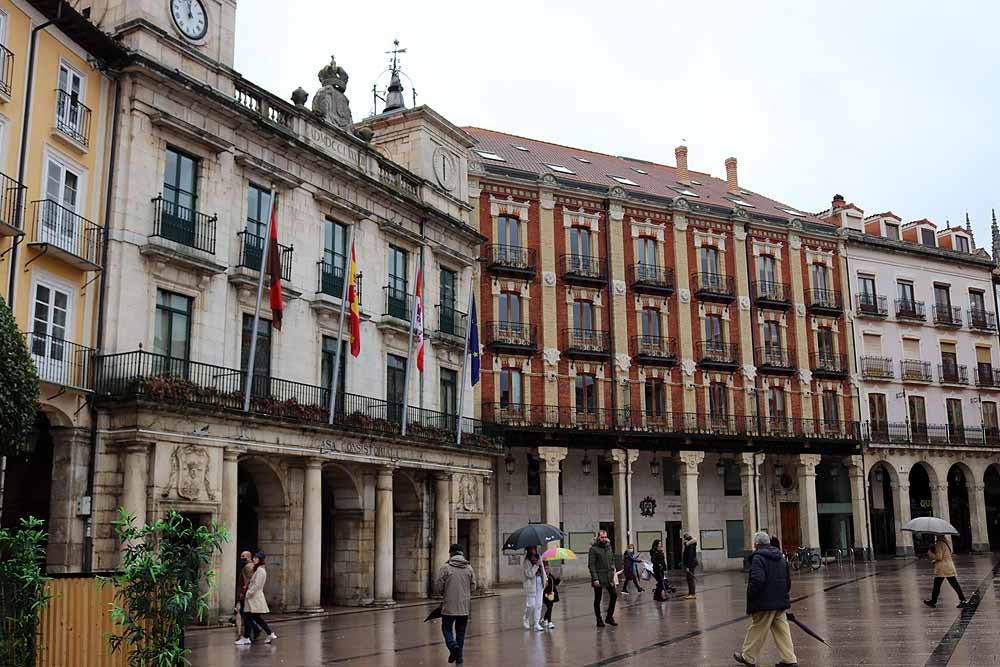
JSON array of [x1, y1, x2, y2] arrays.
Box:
[[371, 38, 417, 116]]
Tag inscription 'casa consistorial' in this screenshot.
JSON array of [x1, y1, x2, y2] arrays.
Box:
[[321, 439, 401, 461]]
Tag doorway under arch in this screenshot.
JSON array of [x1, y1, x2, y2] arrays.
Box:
[[393, 471, 425, 600], [236, 458, 288, 609], [985, 465, 1000, 551], [1, 412, 55, 532], [947, 464, 973, 553], [909, 464, 934, 554], [320, 464, 364, 606], [868, 462, 896, 558]]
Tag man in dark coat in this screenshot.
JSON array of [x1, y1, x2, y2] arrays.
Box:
[[587, 529, 618, 627], [682, 532, 698, 599], [734, 532, 798, 667]]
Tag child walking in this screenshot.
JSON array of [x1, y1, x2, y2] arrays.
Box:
[[542, 560, 560, 629]]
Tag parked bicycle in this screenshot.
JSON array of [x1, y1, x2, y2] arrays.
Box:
[[789, 546, 821, 571]]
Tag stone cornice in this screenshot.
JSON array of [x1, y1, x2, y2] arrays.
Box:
[[845, 229, 995, 269]]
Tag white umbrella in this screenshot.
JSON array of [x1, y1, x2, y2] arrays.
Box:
[[901, 516, 958, 535]]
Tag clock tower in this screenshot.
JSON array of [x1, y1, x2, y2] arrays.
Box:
[[83, 0, 237, 73]]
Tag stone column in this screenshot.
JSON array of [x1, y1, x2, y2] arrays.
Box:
[[892, 481, 914, 555], [798, 454, 821, 550], [739, 453, 761, 550], [535, 447, 568, 529], [672, 211, 696, 413], [218, 448, 240, 617], [610, 449, 639, 553], [373, 466, 395, 605], [678, 451, 705, 544], [932, 483, 949, 521], [434, 473, 452, 569], [300, 458, 324, 611], [847, 456, 871, 556], [970, 482, 990, 553], [121, 442, 150, 531], [479, 475, 495, 593]]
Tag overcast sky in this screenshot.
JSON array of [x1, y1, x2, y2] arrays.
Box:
[[236, 0, 1000, 245]]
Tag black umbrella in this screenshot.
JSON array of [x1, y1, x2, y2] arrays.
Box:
[[786, 612, 831, 647], [503, 524, 565, 550], [424, 605, 443, 622]]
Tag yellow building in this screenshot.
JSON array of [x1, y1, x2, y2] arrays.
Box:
[[0, 0, 123, 571]]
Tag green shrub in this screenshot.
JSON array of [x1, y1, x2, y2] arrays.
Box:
[[0, 295, 39, 459], [0, 516, 52, 666]]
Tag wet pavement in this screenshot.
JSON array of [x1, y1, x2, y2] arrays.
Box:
[[187, 555, 1000, 666]]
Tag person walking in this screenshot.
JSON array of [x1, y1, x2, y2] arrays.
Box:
[[650, 539, 667, 601], [588, 529, 618, 627], [237, 550, 261, 641], [682, 532, 699, 600], [620, 544, 644, 594], [923, 535, 967, 608], [733, 532, 798, 667], [522, 545, 546, 631], [541, 560, 560, 629], [235, 551, 277, 646], [433, 543, 476, 664]]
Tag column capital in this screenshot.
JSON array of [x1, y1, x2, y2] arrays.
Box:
[[798, 453, 822, 474], [608, 448, 639, 471], [677, 451, 705, 473], [846, 455, 865, 475], [223, 447, 243, 462], [739, 452, 763, 472], [123, 442, 151, 456], [303, 457, 325, 470], [376, 465, 395, 489], [435, 472, 453, 483], [533, 446, 568, 471]]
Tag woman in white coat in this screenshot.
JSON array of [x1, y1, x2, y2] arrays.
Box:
[[522, 546, 547, 631], [235, 551, 278, 646]]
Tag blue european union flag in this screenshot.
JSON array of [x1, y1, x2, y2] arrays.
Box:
[[468, 294, 480, 386]]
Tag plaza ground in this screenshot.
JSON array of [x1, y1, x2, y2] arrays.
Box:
[[187, 554, 1000, 666]]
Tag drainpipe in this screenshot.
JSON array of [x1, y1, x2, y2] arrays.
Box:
[[601, 198, 625, 542], [83, 74, 122, 572]]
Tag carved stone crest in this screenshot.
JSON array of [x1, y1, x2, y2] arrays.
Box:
[[615, 353, 631, 373], [681, 358, 697, 377], [460, 475, 479, 512], [542, 271, 557, 287], [613, 280, 626, 296], [543, 348, 561, 367], [678, 288, 691, 303], [673, 198, 690, 212], [741, 364, 757, 382], [795, 303, 806, 316], [312, 55, 354, 132], [639, 495, 657, 518], [739, 296, 751, 311], [797, 368, 813, 385], [162, 444, 215, 501]]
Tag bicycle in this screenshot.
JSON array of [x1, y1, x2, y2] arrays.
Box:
[[789, 546, 821, 571]]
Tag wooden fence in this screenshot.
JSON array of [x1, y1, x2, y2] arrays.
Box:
[[36, 573, 128, 667]]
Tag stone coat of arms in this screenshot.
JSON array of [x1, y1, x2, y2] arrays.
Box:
[[162, 444, 216, 501]]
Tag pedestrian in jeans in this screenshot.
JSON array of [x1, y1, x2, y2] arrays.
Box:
[[521, 545, 546, 631], [235, 551, 277, 646], [923, 535, 968, 609], [682, 532, 698, 600], [541, 560, 560, 629], [620, 544, 644, 594], [650, 539, 667, 601], [433, 543, 476, 664], [588, 529, 618, 627], [734, 532, 798, 667]]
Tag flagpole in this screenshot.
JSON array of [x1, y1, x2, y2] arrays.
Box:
[[327, 224, 355, 424], [456, 286, 474, 446], [400, 271, 419, 437], [242, 186, 277, 413]]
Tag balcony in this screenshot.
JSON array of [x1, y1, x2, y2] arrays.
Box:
[[54, 89, 91, 148], [856, 294, 887, 318], [561, 253, 606, 286], [628, 263, 674, 296], [26, 331, 93, 390], [696, 340, 739, 370], [28, 199, 102, 270], [975, 366, 1000, 388], [811, 352, 849, 378], [563, 328, 610, 358], [150, 196, 217, 254], [752, 281, 791, 309], [382, 286, 412, 321], [92, 350, 500, 453], [435, 305, 467, 340], [968, 309, 997, 332], [236, 231, 293, 280], [483, 321, 537, 353], [0, 171, 26, 238], [692, 272, 735, 303], [757, 347, 795, 375], [900, 359, 932, 382], [895, 299, 925, 322], [316, 260, 363, 303], [938, 363, 969, 385], [806, 289, 842, 315], [0, 44, 12, 99], [485, 244, 536, 279], [860, 356, 894, 380], [870, 422, 999, 448], [933, 305, 962, 327], [632, 335, 677, 366]]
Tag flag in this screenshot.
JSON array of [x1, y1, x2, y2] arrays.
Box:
[[414, 268, 424, 372], [347, 239, 361, 357], [267, 197, 284, 330], [468, 293, 480, 386]]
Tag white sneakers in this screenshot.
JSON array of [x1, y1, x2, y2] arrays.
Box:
[[546, 621, 555, 629], [265, 633, 277, 644], [533, 623, 545, 631], [523, 618, 531, 630], [234, 637, 251, 646]]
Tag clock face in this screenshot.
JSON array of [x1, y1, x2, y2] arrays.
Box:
[[170, 0, 208, 40], [433, 147, 458, 191]]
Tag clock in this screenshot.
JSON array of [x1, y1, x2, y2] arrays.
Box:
[[170, 0, 208, 41], [432, 147, 458, 192]]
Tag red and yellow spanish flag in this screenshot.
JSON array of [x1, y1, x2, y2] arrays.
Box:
[[414, 268, 424, 372], [268, 199, 284, 330], [347, 239, 361, 357]]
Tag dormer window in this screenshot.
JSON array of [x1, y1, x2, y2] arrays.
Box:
[[920, 228, 936, 247], [609, 175, 639, 186], [543, 163, 575, 174], [884, 223, 899, 241], [956, 235, 970, 253], [473, 150, 505, 162]]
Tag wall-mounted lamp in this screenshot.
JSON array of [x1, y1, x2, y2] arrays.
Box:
[[582, 450, 593, 476]]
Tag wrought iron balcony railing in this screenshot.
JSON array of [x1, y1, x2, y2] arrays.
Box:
[[563, 328, 610, 355], [806, 288, 842, 313], [697, 340, 739, 366], [933, 305, 962, 327], [856, 294, 887, 317], [151, 196, 217, 254], [895, 299, 925, 321], [30, 199, 103, 269], [868, 421, 999, 448], [811, 352, 849, 376], [485, 244, 536, 277], [382, 286, 412, 320], [860, 356, 894, 379], [628, 263, 674, 294], [0, 44, 12, 98], [483, 321, 537, 351], [752, 281, 791, 306], [757, 346, 794, 371], [975, 366, 1000, 388], [54, 89, 92, 146], [900, 359, 932, 382], [436, 305, 467, 339], [968, 309, 997, 331], [236, 231, 292, 280], [692, 272, 735, 301], [632, 335, 677, 363], [561, 253, 605, 284], [938, 363, 969, 385], [25, 331, 93, 390], [0, 171, 26, 236], [317, 259, 362, 304]]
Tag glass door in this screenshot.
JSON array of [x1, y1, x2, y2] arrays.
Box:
[[162, 148, 199, 246], [43, 160, 79, 255], [57, 64, 83, 136], [30, 283, 69, 385]]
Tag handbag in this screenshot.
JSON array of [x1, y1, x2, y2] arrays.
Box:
[[544, 591, 555, 602]]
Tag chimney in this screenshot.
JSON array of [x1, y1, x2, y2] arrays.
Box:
[[832, 194, 846, 209], [725, 157, 738, 194], [675, 145, 689, 184]]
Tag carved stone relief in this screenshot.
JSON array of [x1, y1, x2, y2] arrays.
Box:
[[161, 444, 216, 501]]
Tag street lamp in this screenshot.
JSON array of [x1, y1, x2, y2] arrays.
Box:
[[650, 455, 661, 477], [716, 457, 726, 477], [582, 450, 593, 476], [504, 448, 516, 476]]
